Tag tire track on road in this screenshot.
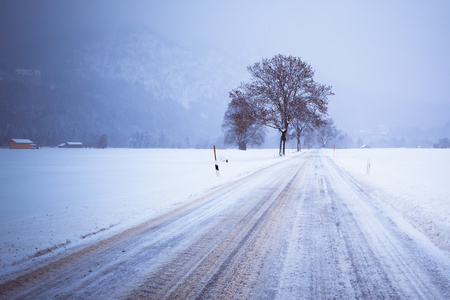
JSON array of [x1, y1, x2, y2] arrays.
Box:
[[124, 158, 309, 299], [276, 151, 450, 299], [322, 154, 450, 299]]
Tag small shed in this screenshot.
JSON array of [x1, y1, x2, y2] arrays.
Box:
[[8, 139, 33, 149], [58, 142, 85, 148]]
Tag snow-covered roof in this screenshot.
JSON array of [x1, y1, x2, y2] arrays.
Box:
[[66, 142, 83, 145], [10, 139, 33, 144], [58, 142, 84, 148]]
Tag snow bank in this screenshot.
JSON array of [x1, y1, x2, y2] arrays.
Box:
[[0, 148, 293, 280], [330, 148, 450, 252]]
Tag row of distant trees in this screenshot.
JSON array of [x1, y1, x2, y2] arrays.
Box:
[[433, 138, 450, 148], [222, 55, 336, 154], [128, 131, 218, 149]]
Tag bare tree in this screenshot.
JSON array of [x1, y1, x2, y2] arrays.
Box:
[[290, 111, 324, 151], [229, 55, 333, 155], [222, 89, 265, 150], [317, 118, 340, 148], [290, 84, 329, 151], [303, 126, 317, 149]]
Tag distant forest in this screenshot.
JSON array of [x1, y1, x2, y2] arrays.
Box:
[[0, 74, 216, 148]]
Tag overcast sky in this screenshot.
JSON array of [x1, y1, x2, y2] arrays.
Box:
[[2, 0, 449, 133]]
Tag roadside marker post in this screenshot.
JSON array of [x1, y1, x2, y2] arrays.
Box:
[[214, 145, 220, 177], [367, 159, 371, 175]]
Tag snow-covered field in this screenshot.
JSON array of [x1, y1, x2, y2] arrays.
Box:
[[0, 148, 291, 280], [1, 147, 449, 282], [330, 148, 450, 252]]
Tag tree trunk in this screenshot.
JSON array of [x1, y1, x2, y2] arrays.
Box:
[[279, 134, 283, 156], [297, 134, 301, 152], [279, 130, 287, 156], [238, 142, 247, 150]]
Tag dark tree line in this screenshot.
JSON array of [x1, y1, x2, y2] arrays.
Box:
[[222, 55, 334, 155], [433, 138, 450, 148]]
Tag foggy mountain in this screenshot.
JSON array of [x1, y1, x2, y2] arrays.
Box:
[[0, 27, 244, 147]]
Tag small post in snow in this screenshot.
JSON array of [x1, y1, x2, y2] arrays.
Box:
[[367, 159, 371, 175], [214, 145, 220, 177]]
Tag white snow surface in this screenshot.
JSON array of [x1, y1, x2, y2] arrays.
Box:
[[330, 148, 450, 252], [0, 148, 289, 279], [1, 148, 449, 281]]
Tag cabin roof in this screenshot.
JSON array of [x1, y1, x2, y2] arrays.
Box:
[[9, 139, 33, 144]]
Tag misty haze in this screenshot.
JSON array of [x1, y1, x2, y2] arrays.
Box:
[[1, 1, 449, 299]]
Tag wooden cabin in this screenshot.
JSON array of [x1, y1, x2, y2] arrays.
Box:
[[8, 139, 33, 149], [58, 142, 85, 148]]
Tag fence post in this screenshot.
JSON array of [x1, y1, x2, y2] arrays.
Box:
[[214, 145, 220, 177]]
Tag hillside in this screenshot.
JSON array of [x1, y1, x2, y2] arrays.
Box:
[[0, 27, 244, 147]]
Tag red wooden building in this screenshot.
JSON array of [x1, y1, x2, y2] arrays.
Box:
[[8, 139, 34, 149]]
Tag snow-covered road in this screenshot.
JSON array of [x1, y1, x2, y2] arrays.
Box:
[[1, 150, 449, 299]]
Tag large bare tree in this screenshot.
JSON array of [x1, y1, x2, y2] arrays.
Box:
[[228, 55, 333, 155]]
